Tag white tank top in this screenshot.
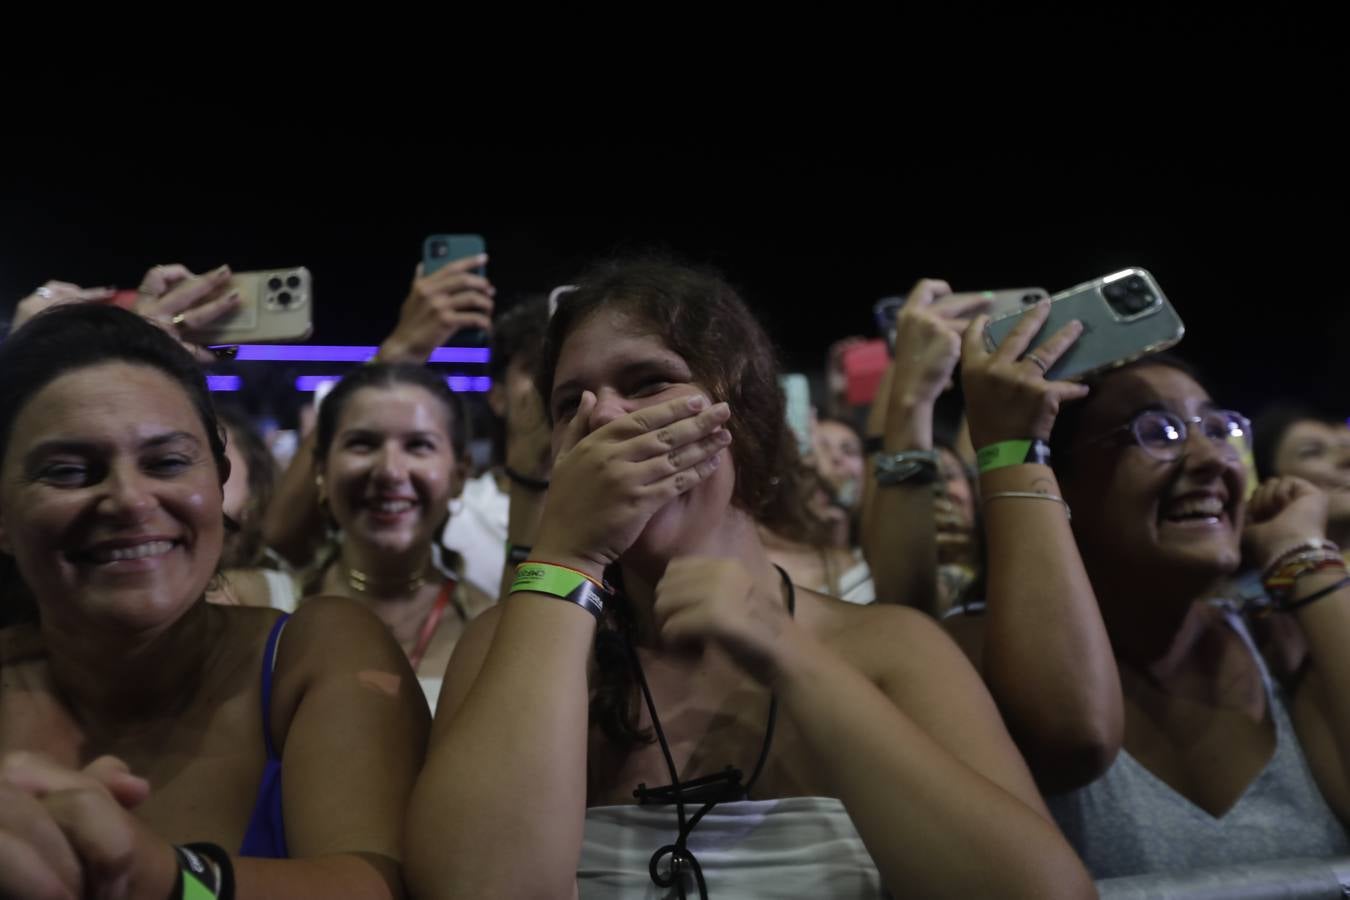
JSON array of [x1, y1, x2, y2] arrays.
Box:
[[579, 796, 885, 898]]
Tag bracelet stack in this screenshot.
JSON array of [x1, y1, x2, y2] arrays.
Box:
[[1262, 538, 1349, 612]]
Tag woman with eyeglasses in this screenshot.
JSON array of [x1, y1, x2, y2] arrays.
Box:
[[948, 302, 1350, 878]]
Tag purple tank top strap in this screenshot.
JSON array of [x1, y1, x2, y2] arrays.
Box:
[[258, 613, 290, 760], [239, 612, 292, 859]]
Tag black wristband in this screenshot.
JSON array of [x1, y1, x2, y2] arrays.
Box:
[[183, 843, 235, 900], [506, 542, 532, 565], [1280, 575, 1350, 613], [504, 466, 550, 492]]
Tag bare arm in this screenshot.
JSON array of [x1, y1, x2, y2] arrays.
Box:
[[652, 561, 1097, 900], [497, 380, 554, 601], [232, 598, 430, 899], [407, 594, 593, 900], [860, 363, 940, 610], [955, 306, 1122, 792], [782, 609, 1097, 899], [499, 482, 548, 601], [1248, 477, 1350, 821], [861, 280, 989, 612], [977, 464, 1122, 791]]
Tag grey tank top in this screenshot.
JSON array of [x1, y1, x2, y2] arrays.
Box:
[[1046, 605, 1350, 879]]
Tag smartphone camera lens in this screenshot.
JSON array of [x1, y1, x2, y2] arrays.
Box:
[[1103, 282, 1128, 303], [1020, 292, 1041, 306], [285, 275, 301, 289], [277, 291, 293, 307], [431, 240, 449, 258], [1122, 293, 1150, 315], [1124, 275, 1147, 293], [267, 277, 283, 291]]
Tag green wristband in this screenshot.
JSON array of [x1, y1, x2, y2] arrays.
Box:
[[511, 562, 607, 618], [182, 871, 217, 900], [174, 844, 222, 899], [977, 439, 1051, 474]]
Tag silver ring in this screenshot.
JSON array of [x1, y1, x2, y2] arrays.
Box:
[[1023, 352, 1049, 374], [35, 286, 53, 299], [170, 313, 188, 329]]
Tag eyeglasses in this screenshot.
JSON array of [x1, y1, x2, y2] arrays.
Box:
[[1082, 409, 1252, 462]]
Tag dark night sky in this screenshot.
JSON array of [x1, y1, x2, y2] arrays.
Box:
[[2, 25, 1345, 425]]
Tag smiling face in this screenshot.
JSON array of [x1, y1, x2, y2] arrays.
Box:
[[549, 310, 736, 567], [1059, 364, 1247, 589], [812, 419, 864, 506], [319, 383, 461, 559], [0, 362, 227, 631], [1273, 419, 1350, 532]]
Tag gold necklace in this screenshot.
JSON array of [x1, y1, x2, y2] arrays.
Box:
[[342, 561, 428, 595]]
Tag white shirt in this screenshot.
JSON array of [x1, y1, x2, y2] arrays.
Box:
[[441, 472, 510, 599]]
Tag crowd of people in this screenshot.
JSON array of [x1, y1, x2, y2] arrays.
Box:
[[0, 248, 1346, 899]]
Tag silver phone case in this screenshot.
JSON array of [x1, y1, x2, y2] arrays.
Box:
[[983, 267, 1184, 382]]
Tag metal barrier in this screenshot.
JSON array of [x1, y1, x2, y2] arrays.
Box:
[[1097, 858, 1350, 899]]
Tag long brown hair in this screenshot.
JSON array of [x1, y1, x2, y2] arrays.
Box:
[[538, 256, 800, 749]]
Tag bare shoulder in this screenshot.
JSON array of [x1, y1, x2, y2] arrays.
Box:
[[270, 596, 427, 750], [280, 594, 405, 661], [798, 591, 975, 687]]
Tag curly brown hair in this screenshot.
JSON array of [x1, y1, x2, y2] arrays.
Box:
[[538, 256, 800, 529], [536, 256, 806, 750]]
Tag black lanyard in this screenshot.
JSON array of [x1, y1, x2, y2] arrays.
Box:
[[627, 565, 795, 900]]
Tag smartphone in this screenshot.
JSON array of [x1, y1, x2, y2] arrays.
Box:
[[181, 268, 314, 345], [423, 234, 487, 345], [873, 296, 906, 351], [874, 288, 1048, 353], [841, 339, 890, 406], [983, 268, 1184, 382], [779, 373, 813, 457]]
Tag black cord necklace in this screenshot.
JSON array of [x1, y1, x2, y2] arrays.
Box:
[[626, 565, 795, 900]]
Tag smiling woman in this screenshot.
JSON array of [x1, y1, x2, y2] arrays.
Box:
[[1253, 405, 1350, 550], [945, 313, 1350, 880], [0, 304, 428, 900], [305, 363, 496, 712]]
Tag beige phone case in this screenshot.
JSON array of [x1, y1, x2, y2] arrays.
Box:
[[183, 267, 314, 344]]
